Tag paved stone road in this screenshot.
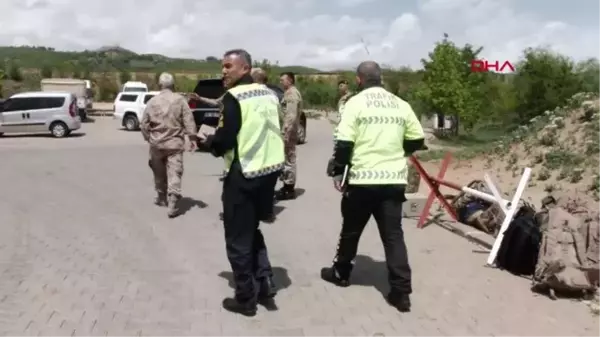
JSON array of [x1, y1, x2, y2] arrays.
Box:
[[0, 118, 597, 336]]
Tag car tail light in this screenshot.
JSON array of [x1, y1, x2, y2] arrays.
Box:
[[69, 100, 77, 117], [188, 99, 196, 109]]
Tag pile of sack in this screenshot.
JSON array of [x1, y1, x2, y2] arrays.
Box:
[[452, 181, 599, 300]]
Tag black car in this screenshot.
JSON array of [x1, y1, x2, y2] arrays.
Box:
[[188, 79, 306, 144]]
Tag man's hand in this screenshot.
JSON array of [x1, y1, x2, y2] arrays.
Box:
[[189, 92, 201, 101], [187, 140, 198, 152], [333, 175, 344, 192]]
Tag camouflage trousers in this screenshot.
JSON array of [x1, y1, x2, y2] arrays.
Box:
[[281, 137, 297, 186], [148, 147, 184, 196]]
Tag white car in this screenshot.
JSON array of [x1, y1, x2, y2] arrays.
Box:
[[0, 92, 82, 137], [113, 91, 159, 131], [122, 81, 148, 93]]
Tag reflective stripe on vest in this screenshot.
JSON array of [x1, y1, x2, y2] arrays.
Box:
[[349, 168, 408, 181], [224, 84, 285, 179], [357, 116, 406, 125]]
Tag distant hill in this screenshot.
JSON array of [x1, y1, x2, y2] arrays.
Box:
[[0, 46, 323, 74]]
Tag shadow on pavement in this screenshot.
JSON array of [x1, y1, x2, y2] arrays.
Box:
[[178, 197, 208, 216], [0, 132, 86, 139], [218, 267, 292, 293], [351, 255, 390, 298]]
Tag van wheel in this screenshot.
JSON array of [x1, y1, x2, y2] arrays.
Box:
[[50, 122, 68, 138], [297, 122, 306, 144], [124, 115, 139, 131]]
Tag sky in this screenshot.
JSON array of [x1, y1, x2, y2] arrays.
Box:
[[0, 0, 598, 70]]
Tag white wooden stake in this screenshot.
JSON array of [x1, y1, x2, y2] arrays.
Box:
[[486, 167, 532, 266], [484, 173, 508, 214]]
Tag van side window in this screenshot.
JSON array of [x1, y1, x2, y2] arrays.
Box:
[[41, 97, 65, 109], [143, 95, 155, 104], [3, 97, 42, 111], [119, 94, 138, 102]]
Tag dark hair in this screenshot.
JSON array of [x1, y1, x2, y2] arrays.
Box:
[[338, 80, 349, 85], [223, 49, 252, 66], [280, 72, 295, 84]]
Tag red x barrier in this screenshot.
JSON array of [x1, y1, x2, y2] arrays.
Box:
[[409, 153, 459, 228]]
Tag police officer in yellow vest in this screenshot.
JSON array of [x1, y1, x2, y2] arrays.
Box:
[[322, 61, 425, 313], [199, 49, 284, 317]]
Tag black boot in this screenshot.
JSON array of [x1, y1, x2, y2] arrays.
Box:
[[221, 297, 257, 317], [261, 212, 276, 223], [167, 194, 181, 218], [257, 277, 278, 311], [154, 193, 167, 207], [275, 185, 296, 201], [258, 277, 277, 298], [320, 263, 351, 287], [386, 291, 411, 313]]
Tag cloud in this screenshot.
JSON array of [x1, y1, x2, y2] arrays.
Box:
[[0, 0, 597, 70]]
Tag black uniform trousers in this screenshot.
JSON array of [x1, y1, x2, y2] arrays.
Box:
[[334, 184, 412, 295], [222, 165, 279, 304]]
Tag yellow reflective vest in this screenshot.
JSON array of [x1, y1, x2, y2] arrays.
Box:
[[223, 83, 285, 178], [335, 86, 425, 185]]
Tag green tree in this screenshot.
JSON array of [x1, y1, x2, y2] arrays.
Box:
[[414, 34, 481, 133], [56, 66, 67, 78], [0, 68, 4, 98], [119, 70, 131, 84], [7, 63, 23, 81], [97, 74, 119, 101], [513, 48, 582, 122], [82, 67, 91, 80], [40, 64, 53, 78], [575, 58, 599, 93], [72, 67, 82, 79]]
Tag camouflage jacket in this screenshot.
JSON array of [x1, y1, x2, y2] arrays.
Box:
[[140, 89, 197, 150], [281, 86, 303, 142], [337, 92, 353, 115]]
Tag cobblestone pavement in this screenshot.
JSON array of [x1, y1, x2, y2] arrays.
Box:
[[0, 118, 598, 336]]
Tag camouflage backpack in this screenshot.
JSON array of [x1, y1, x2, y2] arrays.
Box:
[[451, 180, 504, 234], [557, 197, 600, 282], [573, 209, 599, 287], [532, 202, 597, 299]]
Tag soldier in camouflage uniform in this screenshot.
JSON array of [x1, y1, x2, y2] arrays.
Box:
[[141, 72, 198, 218], [336, 79, 353, 124], [275, 72, 303, 200]]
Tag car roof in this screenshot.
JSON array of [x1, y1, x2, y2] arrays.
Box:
[[123, 81, 147, 86], [11, 91, 74, 98], [118, 91, 160, 96]]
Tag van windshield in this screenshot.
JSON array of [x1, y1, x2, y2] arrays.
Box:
[[123, 87, 147, 93]]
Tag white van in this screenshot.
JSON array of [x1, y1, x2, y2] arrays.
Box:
[[113, 91, 159, 131], [122, 81, 148, 93], [0, 92, 82, 137], [40, 78, 89, 120]]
